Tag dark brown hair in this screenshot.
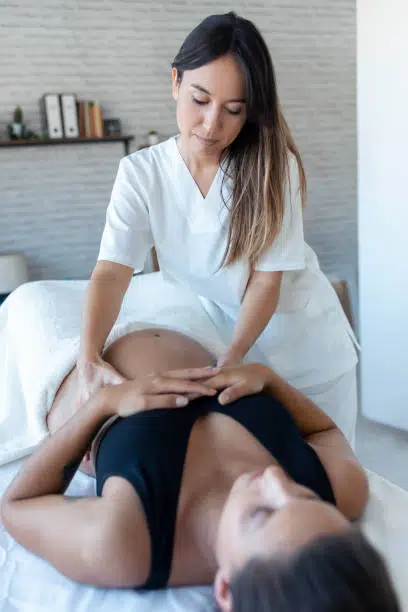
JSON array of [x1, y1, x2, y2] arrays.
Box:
[[229, 530, 400, 611], [172, 11, 307, 269]]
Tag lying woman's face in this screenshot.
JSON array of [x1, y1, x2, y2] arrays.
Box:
[[216, 465, 350, 572]]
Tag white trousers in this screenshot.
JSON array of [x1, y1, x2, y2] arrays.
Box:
[[298, 366, 358, 449]]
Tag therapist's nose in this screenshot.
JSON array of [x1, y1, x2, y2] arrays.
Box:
[[202, 105, 222, 136]]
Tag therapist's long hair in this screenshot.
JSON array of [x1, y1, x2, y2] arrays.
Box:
[[172, 12, 307, 269]]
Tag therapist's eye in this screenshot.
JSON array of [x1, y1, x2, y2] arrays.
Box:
[[225, 107, 242, 116], [192, 97, 208, 105]]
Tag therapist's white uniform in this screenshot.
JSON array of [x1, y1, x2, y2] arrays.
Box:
[[98, 135, 359, 443]]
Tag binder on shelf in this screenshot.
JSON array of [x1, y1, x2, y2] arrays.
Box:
[[77, 101, 86, 137], [60, 93, 79, 138], [39, 94, 64, 139]]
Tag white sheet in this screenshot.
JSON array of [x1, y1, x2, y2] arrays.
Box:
[[0, 464, 407, 611]]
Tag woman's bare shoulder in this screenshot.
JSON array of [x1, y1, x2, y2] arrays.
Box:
[[95, 475, 152, 587]]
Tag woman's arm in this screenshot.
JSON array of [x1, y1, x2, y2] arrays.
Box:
[[76, 260, 135, 408], [220, 270, 282, 365], [2, 392, 111, 506], [2, 370, 216, 506], [261, 366, 369, 518], [205, 363, 334, 436], [0, 370, 217, 586], [0, 391, 116, 584], [79, 260, 134, 364], [204, 363, 369, 519]]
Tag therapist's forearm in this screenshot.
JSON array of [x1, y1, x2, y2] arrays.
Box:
[[231, 271, 282, 356], [79, 261, 133, 363]]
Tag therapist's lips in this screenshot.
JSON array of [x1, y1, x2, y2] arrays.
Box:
[[194, 134, 218, 145]]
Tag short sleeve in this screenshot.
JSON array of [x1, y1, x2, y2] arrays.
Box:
[[97, 156, 153, 272], [255, 154, 305, 272]]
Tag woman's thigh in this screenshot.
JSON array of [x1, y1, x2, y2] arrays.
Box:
[[299, 366, 358, 449]]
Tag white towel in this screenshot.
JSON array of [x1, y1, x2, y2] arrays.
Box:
[[0, 272, 227, 466]]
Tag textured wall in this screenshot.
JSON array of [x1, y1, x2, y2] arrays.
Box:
[[0, 1, 356, 281]]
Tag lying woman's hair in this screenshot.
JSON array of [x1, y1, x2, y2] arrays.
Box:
[[229, 530, 400, 611], [171, 11, 307, 269]]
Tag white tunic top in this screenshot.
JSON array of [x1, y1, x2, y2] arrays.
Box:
[[98, 136, 357, 387]]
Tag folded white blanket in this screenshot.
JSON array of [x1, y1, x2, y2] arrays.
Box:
[[0, 273, 228, 466]]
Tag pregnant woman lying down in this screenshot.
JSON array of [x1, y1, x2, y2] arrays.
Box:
[[1, 329, 400, 611]]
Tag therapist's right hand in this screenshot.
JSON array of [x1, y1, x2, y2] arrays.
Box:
[[76, 356, 126, 410]]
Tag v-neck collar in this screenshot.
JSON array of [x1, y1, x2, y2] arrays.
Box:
[[172, 135, 221, 202]]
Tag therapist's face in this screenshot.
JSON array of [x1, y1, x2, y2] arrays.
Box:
[[172, 54, 247, 160]]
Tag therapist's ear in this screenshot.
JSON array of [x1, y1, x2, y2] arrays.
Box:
[[214, 569, 233, 612], [171, 67, 179, 101]]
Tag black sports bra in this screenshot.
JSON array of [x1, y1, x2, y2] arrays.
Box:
[[95, 392, 336, 590]]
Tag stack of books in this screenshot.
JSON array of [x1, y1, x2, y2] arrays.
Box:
[[77, 100, 104, 138], [39, 93, 105, 139]]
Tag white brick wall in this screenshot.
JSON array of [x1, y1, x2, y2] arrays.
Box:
[[0, 1, 356, 281]]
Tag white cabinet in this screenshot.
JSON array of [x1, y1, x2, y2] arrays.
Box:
[[358, 0, 408, 429]]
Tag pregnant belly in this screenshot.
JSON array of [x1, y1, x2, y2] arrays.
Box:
[[48, 329, 215, 437], [103, 328, 216, 379]]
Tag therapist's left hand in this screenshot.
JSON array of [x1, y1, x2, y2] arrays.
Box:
[[204, 363, 270, 405]]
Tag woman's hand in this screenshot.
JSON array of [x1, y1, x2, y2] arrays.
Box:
[[216, 345, 246, 367], [107, 366, 219, 417], [76, 356, 126, 410], [204, 363, 271, 404]]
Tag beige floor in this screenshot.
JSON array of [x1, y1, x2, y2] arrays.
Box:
[[356, 415, 408, 491]]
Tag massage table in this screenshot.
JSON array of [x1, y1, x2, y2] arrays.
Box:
[[0, 275, 407, 610]]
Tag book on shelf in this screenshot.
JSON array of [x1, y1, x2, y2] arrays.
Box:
[[92, 101, 104, 137], [77, 100, 86, 138], [89, 101, 96, 137], [77, 100, 104, 138]]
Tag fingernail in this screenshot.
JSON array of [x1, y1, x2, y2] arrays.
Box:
[[176, 397, 189, 407]]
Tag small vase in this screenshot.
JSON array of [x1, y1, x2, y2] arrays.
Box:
[[11, 123, 24, 138], [147, 132, 159, 146]]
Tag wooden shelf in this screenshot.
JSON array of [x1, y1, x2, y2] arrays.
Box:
[[0, 135, 134, 155]]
